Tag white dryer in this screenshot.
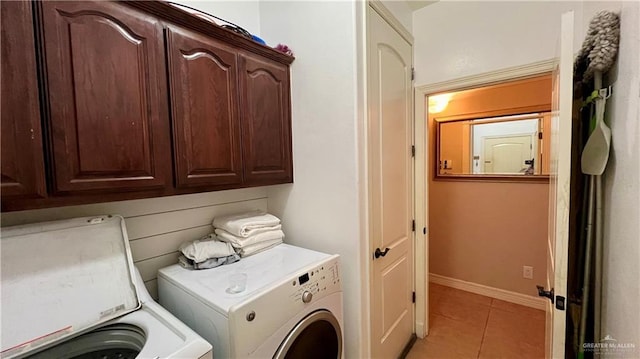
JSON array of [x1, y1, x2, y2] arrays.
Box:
[[158, 244, 343, 359], [0, 216, 212, 359]]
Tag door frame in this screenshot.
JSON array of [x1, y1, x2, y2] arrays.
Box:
[[413, 58, 555, 337]]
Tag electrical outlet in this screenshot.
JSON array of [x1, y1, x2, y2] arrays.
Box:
[[523, 266, 534, 279]]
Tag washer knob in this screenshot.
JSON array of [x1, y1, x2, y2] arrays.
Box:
[[302, 290, 313, 303], [246, 311, 256, 321]]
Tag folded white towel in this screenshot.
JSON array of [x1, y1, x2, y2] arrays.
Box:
[[212, 210, 281, 238], [215, 228, 284, 248], [179, 234, 236, 263], [238, 238, 283, 257]]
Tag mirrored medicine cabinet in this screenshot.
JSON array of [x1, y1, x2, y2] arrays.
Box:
[[435, 112, 552, 181], [429, 72, 553, 182]]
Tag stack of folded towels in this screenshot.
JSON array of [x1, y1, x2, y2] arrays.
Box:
[[213, 210, 284, 257], [178, 234, 240, 270]]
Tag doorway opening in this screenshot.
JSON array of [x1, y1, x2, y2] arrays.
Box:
[[412, 61, 559, 356]]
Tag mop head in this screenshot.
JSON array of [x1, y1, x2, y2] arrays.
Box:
[[574, 10, 620, 83]]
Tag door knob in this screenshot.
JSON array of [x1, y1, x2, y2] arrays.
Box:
[[374, 247, 390, 259], [536, 285, 554, 303]]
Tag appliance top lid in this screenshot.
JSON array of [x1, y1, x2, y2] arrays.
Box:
[[0, 215, 140, 358], [158, 244, 332, 315]]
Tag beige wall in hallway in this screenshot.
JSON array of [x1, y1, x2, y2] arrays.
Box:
[[429, 118, 549, 295], [428, 77, 550, 296], [428, 179, 549, 295]]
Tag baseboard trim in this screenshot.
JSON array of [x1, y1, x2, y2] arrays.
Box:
[[415, 319, 426, 338], [429, 273, 547, 311]]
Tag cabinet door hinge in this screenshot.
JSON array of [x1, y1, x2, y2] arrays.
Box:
[[412, 220, 415, 232], [412, 291, 416, 303], [411, 145, 415, 157], [538, 132, 543, 139], [411, 67, 415, 81]]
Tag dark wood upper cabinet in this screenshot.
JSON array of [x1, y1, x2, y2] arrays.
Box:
[[166, 26, 243, 188], [40, 1, 171, 194], [1, 1, 294, 211], [239, 53, 293, 185], [1, 1, 47, 199]]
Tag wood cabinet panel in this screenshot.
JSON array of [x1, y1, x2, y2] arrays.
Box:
[[239, 53, 293, 185], [40, 1, 171, 194], [1, 1, 47, 199], [1, 1, 295, 211], [166, 26, 242, 188]]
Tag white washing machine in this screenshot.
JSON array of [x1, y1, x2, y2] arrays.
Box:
[[0, 215, 212, 359], [158, 244, 343, 359]]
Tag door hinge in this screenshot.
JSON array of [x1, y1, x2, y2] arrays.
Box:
[[538, 132, 543, 139], [556, 295, 566, 311], [412, 291, 416, 303], [411, 145, 415, 157], [412, 220, 415, 232], [411, 67, 415, 81]]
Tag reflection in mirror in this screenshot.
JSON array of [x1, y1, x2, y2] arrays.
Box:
[[437, 112, 551, 176]]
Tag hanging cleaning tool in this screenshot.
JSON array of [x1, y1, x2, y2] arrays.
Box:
[[575, 9, 619, 359], [581, 85, 612, 175], [578, 79, 611, 359]]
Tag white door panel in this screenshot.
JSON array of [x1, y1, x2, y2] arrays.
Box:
[[368, 5, 414, 359], [382, 256, 410, 333], [546, 10, 573, 359], [483, 135, 533, 174]]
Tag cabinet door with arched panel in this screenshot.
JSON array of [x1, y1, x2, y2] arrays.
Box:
[[166, 26, 243, 188], [238, 53, 293, 185], [40, 1, 171, 194], [1, 1, 47, 200]]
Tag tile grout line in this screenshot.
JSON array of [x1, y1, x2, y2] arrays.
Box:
[[477, 298, 494, 359]]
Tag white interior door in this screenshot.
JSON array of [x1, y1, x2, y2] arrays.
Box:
[[545, 10, 574, 359], [367, 5, 414, 359], [483, 135, 533, 173]]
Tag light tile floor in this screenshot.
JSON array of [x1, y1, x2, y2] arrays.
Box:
[[407, 283, 545, 359]]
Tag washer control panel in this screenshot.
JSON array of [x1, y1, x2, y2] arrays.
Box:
[[289, 256, 340, 304]]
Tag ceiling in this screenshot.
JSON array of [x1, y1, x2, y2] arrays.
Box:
[[406, 0, 439, 12]]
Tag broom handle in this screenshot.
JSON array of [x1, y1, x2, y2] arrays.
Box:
[[594, 71, 602, 91], [593, 70, 604, 344], [579, 175, 596, 355], [595, 175, 603, 342]]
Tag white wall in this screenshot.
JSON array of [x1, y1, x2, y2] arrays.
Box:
[[602, 0, 640, 352], [0, 188, 268, 299], [413, 1, 624, 86], [413, 1, 588, 86], [381, 0, 413, 33], [171, 0, 261, 36], [258, 2, 365, 358]]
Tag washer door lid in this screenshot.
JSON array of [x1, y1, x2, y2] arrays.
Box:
[[273, 310, 342, 359], [1, 216, 140, 358]]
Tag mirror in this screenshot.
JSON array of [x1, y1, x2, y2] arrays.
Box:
[[436, 112, 551, 178]]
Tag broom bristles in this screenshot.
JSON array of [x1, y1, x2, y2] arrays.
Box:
[[575, 10, 620, 83]]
